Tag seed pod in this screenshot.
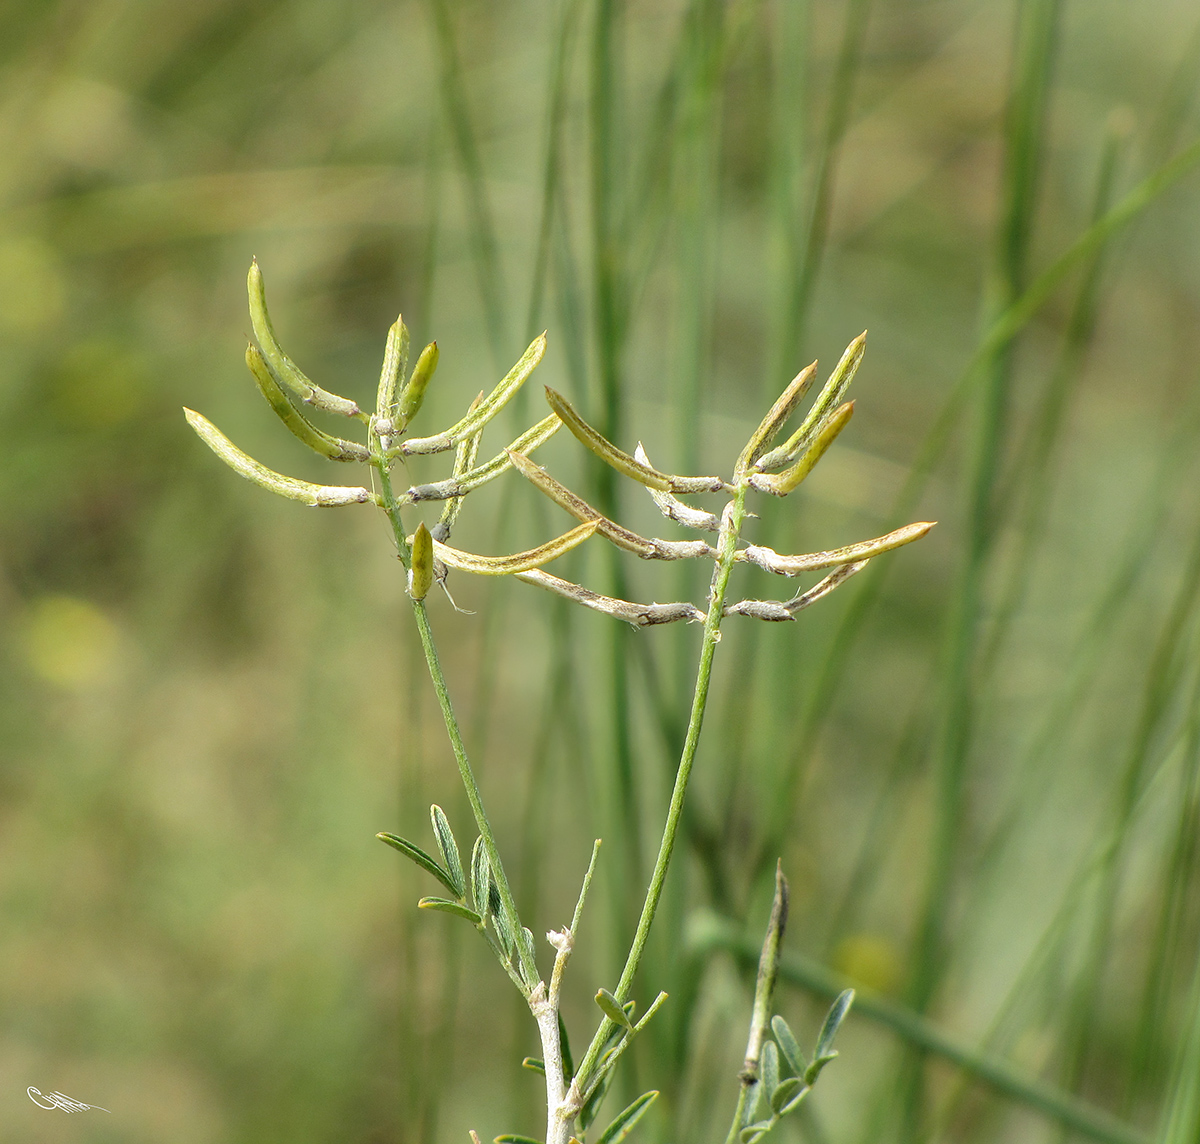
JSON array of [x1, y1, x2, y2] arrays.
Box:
[[246, 345, 370, 461], [755, 333, 865, 471], [247, 260, 362, 418], [409, 522, 435, 600], [735, 361, 818, 477], [738, 520, 935, 575], [398, 341, 439, 429], [376, 315, 410, 424], [749, 402, 854, 496], [544, 387, 729, 494], [184, 408, 373, 506], [423, 520, 599, 575]]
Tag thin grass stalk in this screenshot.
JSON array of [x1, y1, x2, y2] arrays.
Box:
[[899, 8, 1062, 1138], [1125, 657, 1200, 1113], [427, 0, 508, 368], [1056, 515, 1200, 1101], [747, 61, 1200, 903], [710, 932, 1152, 1144]]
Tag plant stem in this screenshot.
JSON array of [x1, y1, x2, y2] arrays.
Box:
[[373, 453, 539, 990], [568, 482, 749, 1114]]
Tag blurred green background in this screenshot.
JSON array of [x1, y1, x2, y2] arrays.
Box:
[[3, 1, 1200, 1142]]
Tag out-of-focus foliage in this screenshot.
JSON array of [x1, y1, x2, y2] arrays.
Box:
[[2, 1, 1200, 1143]]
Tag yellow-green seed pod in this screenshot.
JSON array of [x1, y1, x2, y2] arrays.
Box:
[[376, 315, 410, 425], [398, 342, 439, 429], [409, 522, 435, 600]]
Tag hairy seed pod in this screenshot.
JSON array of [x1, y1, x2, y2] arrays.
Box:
[[409, 522, 435, 600]]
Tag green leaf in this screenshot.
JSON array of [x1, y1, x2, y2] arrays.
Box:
[[595, 988, 635, 1030], [417, 897, 482, 924], [805, 989, 854, 1084], [521, 1057, 545, 1076], [779, 1084, 811, 1116], [594, 1090, 659, 1144], [471, 835, 490, 919], [771, 1015, 805, 1076], [814, 989, 854, 1062], [771, 1078, 805, 1115], [429, 805, 466, 899], [375, 832, 460, 898], [580, 1066, 614, 1133], [494, 1135, 543, 1143], [761, 1040, 779, 1100], [740, 1123, 773, 1144], [558, 1011, 574, 1085]]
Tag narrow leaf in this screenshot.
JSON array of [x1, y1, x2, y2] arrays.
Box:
[[814, 989, 854, 1062], [771, 1015, 805, 1075], [521, 1057, 545, 1076], [558, 1011, 575, 1085], [771, 1077, 804, 1114], [779, 1082, 810, 1115], [425, 520, 599, 575], [544, 387, 728, 493], [375, 832, 460, 897], [471, 836, 490, 918], [735, 361, 818, 476], [246, 346, 370, 461], [417, 897, 482, 924], [185, 409, 373, 506], [429, 805, 466, 898], [596, 988, 634, 1030], [594, 1091, 659, 1144], [761, 1040, 780, 1102], [740, 1123, 772, 1144], [247, 260, 361, 418]]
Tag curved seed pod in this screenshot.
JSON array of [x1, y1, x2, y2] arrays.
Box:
[[432, 393, 484, 539], [246, 345, 370, 461], [507, 451, 663, 558], [184, 409, 373, 506], [412, 414, 562, 508], [634, 444, 721, 532], [735, 361, 818, 477], [413, 520, 599, 575], [516, 569, 705, 626], [785, 561, 869, 612], [409, 522, 435, 600], [739, 521, 935, 575], [544, 387, 729, 494], [755, 332, 866, 471], [398, 341, 439, 429], [247, 260, 362, 418], [375, 315, 409, 425], [749, 401, 854, 496], [402, 333, 547, 455]]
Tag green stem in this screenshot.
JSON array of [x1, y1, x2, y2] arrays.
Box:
[[373, 453, 538, 990], [570, 482, 749, 1107]]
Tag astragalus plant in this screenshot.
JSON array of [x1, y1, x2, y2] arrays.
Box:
[[185, 261, 933, 1144]]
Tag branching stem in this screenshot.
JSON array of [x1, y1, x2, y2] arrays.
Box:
[[568, 482, 750, 1121], [373, 449, 539, 991]]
